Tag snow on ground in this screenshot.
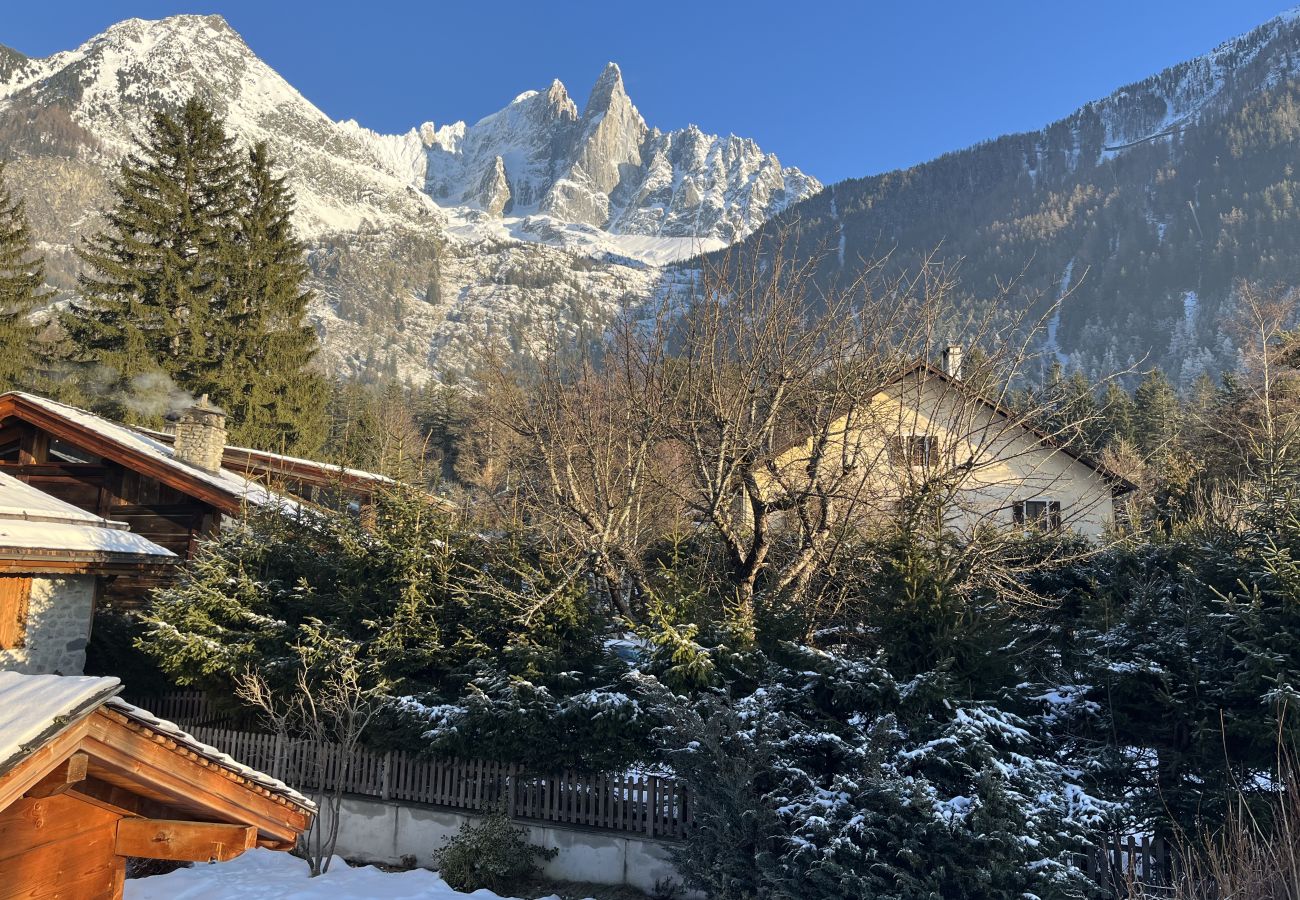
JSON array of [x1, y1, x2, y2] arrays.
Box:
[[125, 849, 578, 900]]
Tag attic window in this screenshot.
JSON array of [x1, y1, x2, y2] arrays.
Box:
[[1013, 499, 1062, 532], [49, 438, 100, 464], [888, 434, 938, 467], [0, 576, 32, 650]]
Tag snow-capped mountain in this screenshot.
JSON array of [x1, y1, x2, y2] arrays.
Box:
[[405, 62, 818, 247], [0, 14, 815, 381]]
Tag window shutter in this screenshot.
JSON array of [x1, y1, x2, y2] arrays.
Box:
[[0, 576, 33, 650], [1049, 501, 1063, 531], [1012, 501, 1025, 526]]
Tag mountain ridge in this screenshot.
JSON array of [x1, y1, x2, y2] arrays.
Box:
[[0, 13, 814, 382], [727, 5, 1300, 386]]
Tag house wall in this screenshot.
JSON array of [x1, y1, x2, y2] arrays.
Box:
[[0, 792, 124, 900], [0, 575, 96, 675], [322, 794, 691, 896], [771, 372, 1118, 539]]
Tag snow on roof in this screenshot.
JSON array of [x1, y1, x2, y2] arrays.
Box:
[[131, 425, 393, 486], [0, 671, 121, 773], [4, 393, 299, 513], [0, 470, 175, 559], [105, 698, 315, 810], [0, 519, 177, 558], [0, 671, 312, 811], [0, 470, 110, 526]]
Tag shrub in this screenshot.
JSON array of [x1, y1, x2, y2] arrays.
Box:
[[434, 805, 557, 893]]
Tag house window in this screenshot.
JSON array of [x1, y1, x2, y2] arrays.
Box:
[[0, 576, 32, 650], [888, 435, 939, 467], [1013, 499, 1062, 532]]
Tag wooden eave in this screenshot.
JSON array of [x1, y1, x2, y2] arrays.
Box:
[[0, 705, 312, 847], [0, 549, 178, 576], [0, 395, 253, 517]]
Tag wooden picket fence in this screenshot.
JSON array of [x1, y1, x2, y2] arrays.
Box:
[[1085, 834, 1178, 897], [152, 718, 690, 840]]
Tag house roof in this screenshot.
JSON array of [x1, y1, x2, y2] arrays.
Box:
[[0, 671, 313, 828], [0, 392, 300, 517], [133, 425, 394, 495], [0, 470, 176, 566], [0, 671, 119, 773], [896, 360, 1138, 495]]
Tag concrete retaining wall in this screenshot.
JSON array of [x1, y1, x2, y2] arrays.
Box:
[[322, 794, 688, 895]]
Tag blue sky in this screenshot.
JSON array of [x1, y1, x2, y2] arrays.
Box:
[[2, 2, 1293, 183]]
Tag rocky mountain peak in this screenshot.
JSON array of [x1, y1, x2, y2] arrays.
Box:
[[582, 62, 636, 121]]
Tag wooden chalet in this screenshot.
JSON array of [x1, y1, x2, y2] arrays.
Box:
[[0, 471, 176, 674], [0, 391, 389, 607], [0, 671, 313, 899]]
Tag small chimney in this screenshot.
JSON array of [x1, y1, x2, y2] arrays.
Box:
[[174, 395, 227, 474], [941, 344, 964, 380]]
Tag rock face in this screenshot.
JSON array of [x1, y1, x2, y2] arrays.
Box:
[[420, 61, 819, 243], [0, 15, 813, 382]]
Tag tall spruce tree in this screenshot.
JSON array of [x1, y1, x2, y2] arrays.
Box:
[[1098, 381, 1137, 450], [217, 141, 325, 453], [66, 99, 325, 453], [1133, 368, 1182, 460], [0, 162, 50, 390], [66, 97, 244, 421]]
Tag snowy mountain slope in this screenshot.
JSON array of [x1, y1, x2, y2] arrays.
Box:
[[728, 5, 1300, 385], [0, 14, 808, 381]]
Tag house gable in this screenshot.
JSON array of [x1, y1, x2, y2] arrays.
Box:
[[769, 363, 1128, 538], [0, 673, 312, 899]]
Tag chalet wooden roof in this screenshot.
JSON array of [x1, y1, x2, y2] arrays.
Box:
[[0, 470, 176, 573], [0, 672, 312, 848], [0, 393, 299, 518], [133, 425, 394, 495]]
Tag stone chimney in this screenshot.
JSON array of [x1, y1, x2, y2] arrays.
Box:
[[941, 344, 964, 380], [174, 395, 227, 474]]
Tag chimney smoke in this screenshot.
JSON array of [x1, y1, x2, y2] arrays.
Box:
[[173, 394, 227, 474]]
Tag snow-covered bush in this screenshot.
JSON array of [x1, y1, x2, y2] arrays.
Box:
[[652, 645, 1112, 900], [391, 666, 652, 772]]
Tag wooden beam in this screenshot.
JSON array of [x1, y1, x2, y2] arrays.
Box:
[[83, 711, 312, 842], [68, 776, 170, 820], [0, 555, 178, 576], [23, 751, 88, 799], [115, 818, 257, 862]]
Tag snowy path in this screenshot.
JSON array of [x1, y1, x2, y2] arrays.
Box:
[[125, 849, 572, 900]]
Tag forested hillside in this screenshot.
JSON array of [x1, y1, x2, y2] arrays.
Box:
[[734, 9, 1300, 387]]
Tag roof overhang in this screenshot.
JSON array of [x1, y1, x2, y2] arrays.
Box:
[[0, 688, 312, 848]]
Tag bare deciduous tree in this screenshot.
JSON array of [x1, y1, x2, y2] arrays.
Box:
[[480, 235, 1130, 636], [238, 630, 389, 876]]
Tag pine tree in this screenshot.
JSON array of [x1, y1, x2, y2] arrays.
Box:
[[217, 141, 326, 454], [1132, 368, 1182, 459], [1098, 381, 1137, 450], [65, 97, 244, 422], [0, 162, 49, 391]]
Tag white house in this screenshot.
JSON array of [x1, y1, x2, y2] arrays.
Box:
[[771, 353, 1135, 539]]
